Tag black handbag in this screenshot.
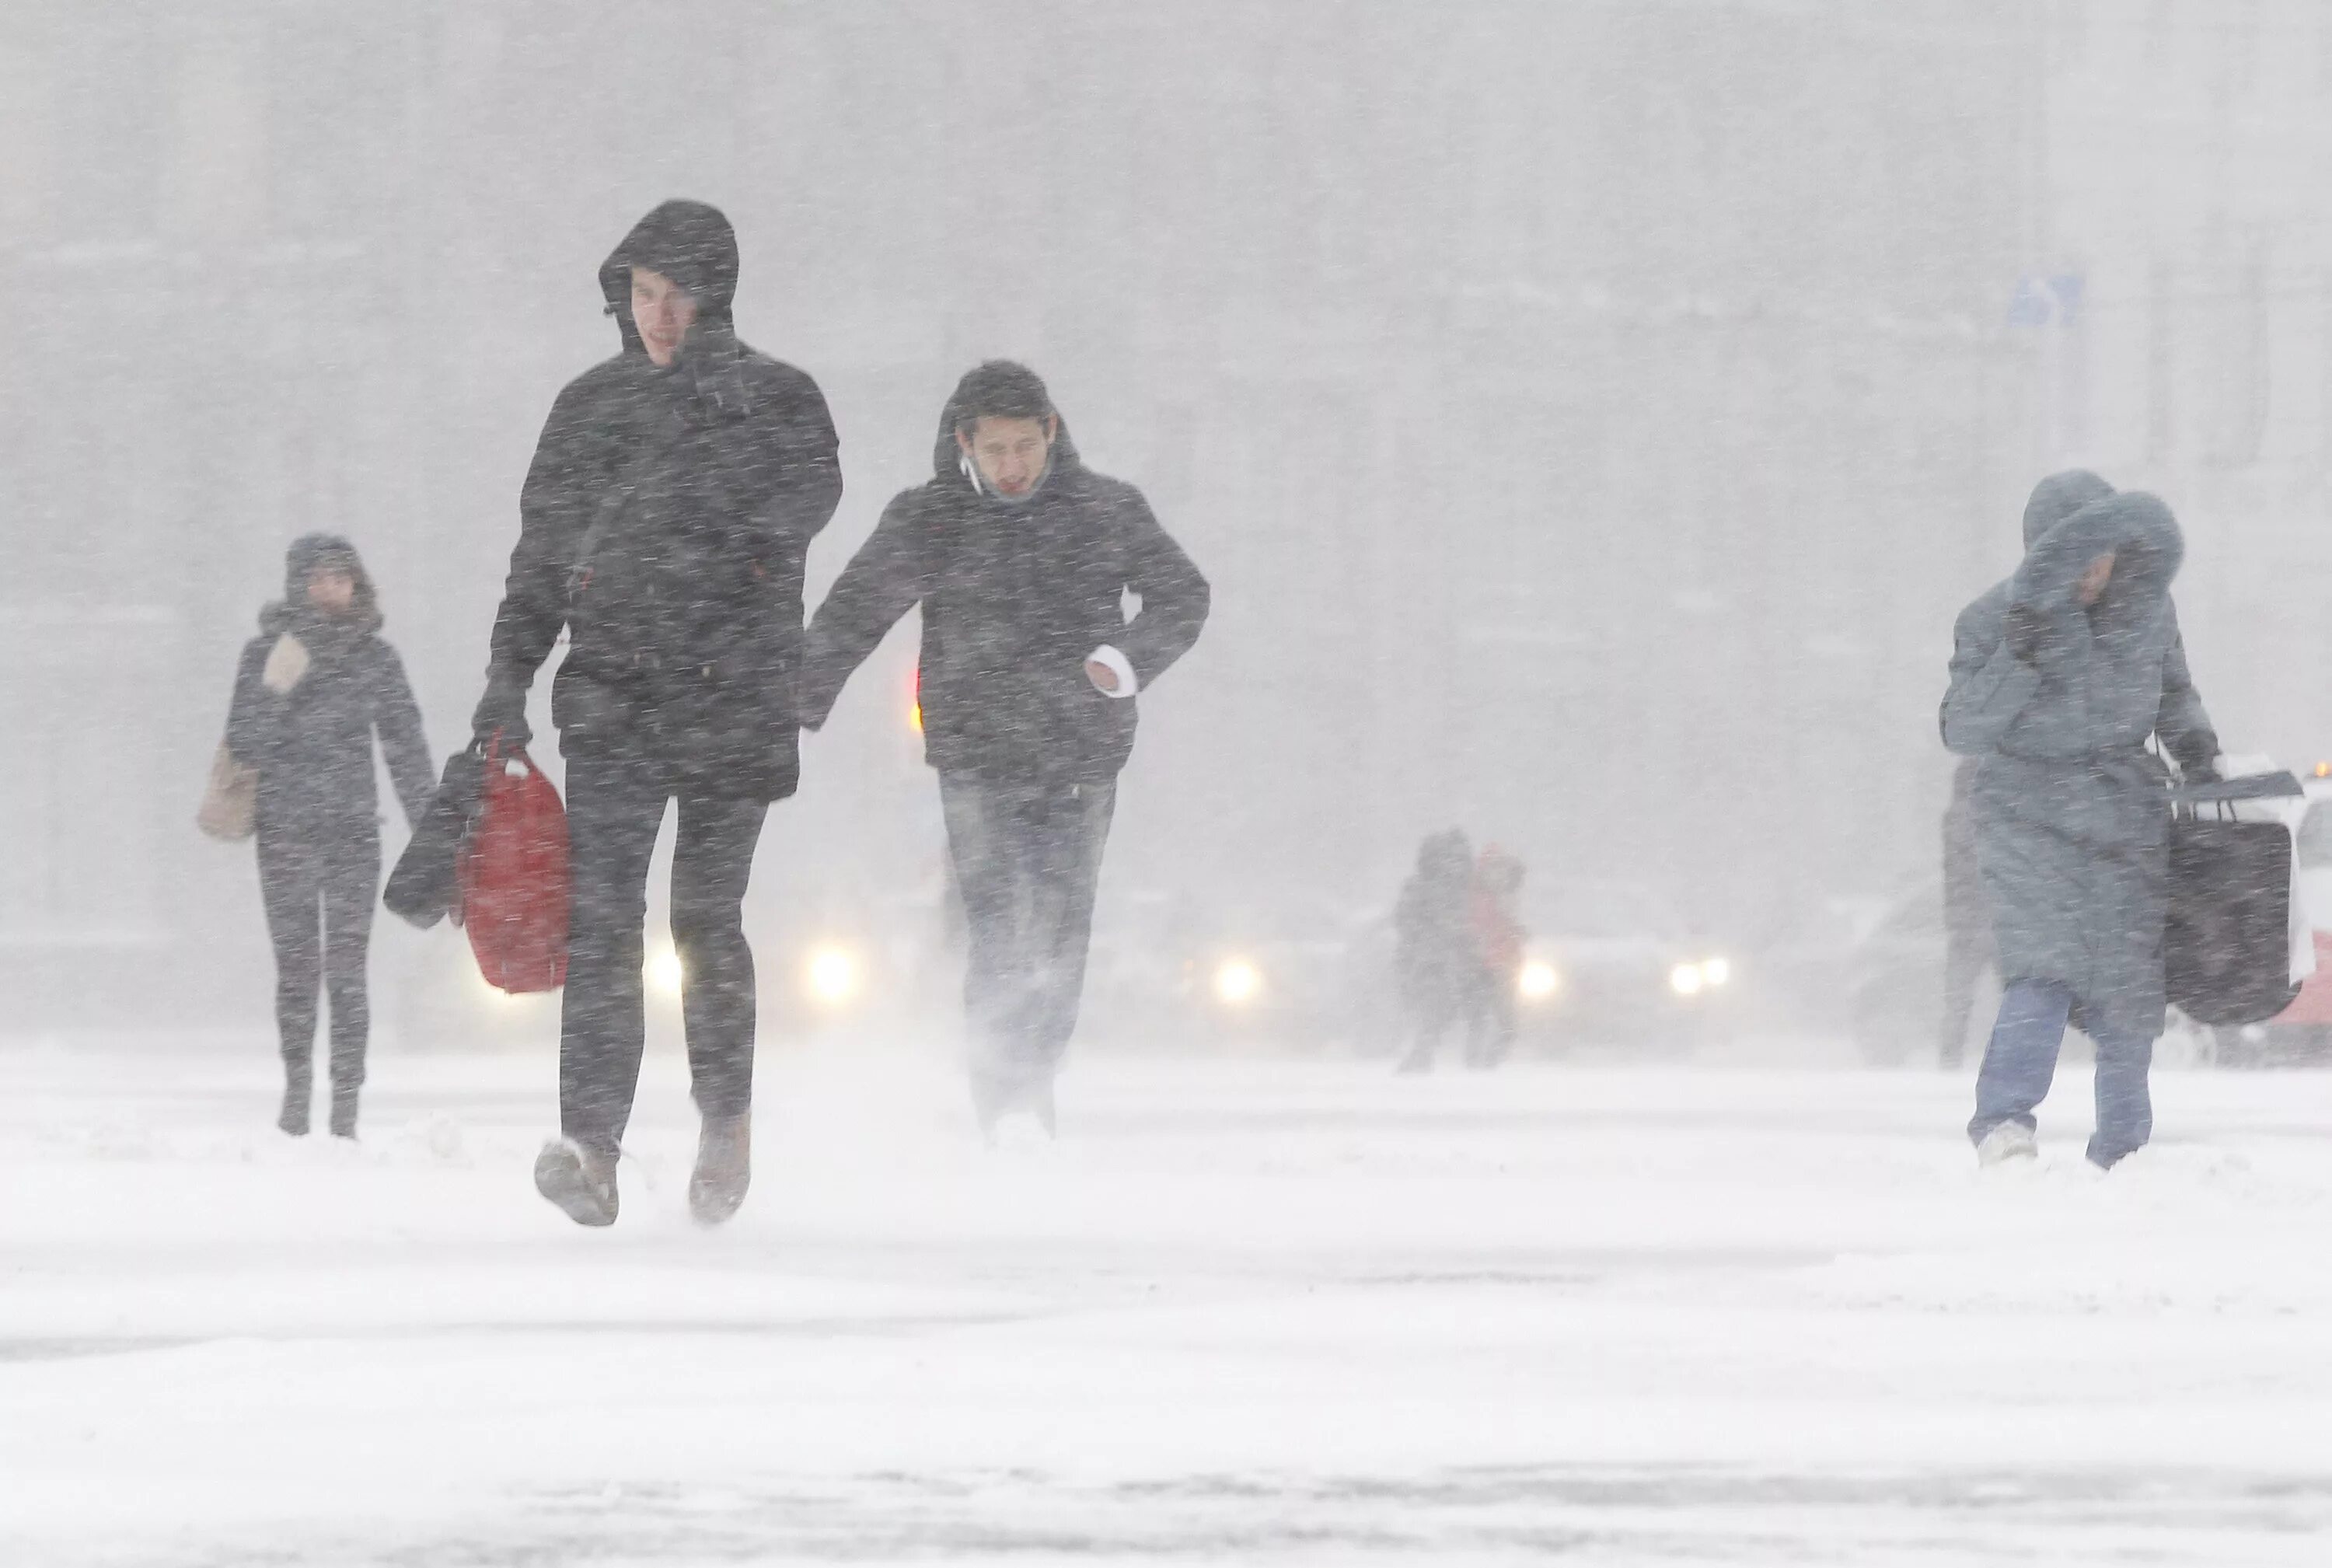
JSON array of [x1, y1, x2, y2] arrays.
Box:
[[2164, 773, 2304, 1027], [383, 746, 487, 930]]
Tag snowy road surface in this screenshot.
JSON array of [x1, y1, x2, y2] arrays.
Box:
[[5, 1040, 2332, 1565]]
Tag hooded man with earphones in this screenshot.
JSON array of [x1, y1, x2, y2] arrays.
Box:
[[797, 361, 1209, 1136]]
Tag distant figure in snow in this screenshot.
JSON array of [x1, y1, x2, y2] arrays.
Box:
[[1941, 471, 2221, 1169], [473, 200, 843, 1227], [1393, 829, 1478, 1074], [1462, 845, 1527, 1068], [223, 535, 432, 1138], [798, 361, 1210, 1138]]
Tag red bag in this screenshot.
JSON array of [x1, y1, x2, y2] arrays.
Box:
[[456, 737, 571, 993]]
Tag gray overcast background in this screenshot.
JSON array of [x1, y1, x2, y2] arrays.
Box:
[[3, 1, 2327, 1038]]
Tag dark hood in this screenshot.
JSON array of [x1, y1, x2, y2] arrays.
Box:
[[2021, 469, 2116, 547], [930, 369, 1083, 490], [597, 200, 761, 417], [263, 533, 382, 637], [599, 199, 740, 353], [1416, 829, 1474, 885]]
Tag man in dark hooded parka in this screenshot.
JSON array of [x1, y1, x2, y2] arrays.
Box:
[[227, 534, 433, 1139], [472, 200, 842, 1225], [796, 361, 1208, 1136], [1942, 470, 2221, 1168]]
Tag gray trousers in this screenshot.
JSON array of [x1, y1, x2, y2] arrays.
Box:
[[938, 773, 1115, 1108]]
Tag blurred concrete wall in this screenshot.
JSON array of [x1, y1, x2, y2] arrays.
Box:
[[0, 0, 2047, 1032], [2032, 2, 2332, 777]]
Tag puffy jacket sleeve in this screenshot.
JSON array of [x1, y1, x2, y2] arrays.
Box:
[[1109, 485, 1210, 688], [1940, 593, 2041, 756], [485, 379, 601, 689], [224, 636, 275, 767], [797, 491, 939, 728], [371, 642, 436, 829], [754, 370, 843, 552], [2155, 605, 2220, 775]]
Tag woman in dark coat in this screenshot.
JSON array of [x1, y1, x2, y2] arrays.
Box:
[[225, 536, 433, 1137], [1941, 472, 2219, 1168]]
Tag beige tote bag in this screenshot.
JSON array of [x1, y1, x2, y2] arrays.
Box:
[[197, 743, 258, 841]]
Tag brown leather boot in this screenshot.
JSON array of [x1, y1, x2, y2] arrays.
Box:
[[689, 1112, 751, 1227], [534, 1139, 619, 1227]]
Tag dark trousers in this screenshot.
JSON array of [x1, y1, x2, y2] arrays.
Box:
[[561, 752, 768, 1157], [1968, 978, 2154, 1168], [937, 773, 1115, 1105], [1462, 967, 1517, 1067], [257, 824, 381, 1095]]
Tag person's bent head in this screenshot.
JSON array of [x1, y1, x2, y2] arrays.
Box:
[[952, 361, 1058, 501]]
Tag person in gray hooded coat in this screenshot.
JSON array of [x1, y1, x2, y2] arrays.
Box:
[[1941, 470, 2220, 1168]]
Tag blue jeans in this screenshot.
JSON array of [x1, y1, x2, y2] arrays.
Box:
[[1968, 979, 2154, 1168]]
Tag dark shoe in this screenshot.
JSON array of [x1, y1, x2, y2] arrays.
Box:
[[534, 1139, 619, 1227], [689, 1112, 752, 1227], [278, 1072, 312, 1137], [328, 1087, 359, 1140]]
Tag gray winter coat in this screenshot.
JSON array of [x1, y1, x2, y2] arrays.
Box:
[[1940, 471, 2219, 1042]]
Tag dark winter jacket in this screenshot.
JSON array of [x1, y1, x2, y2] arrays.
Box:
[[797, 375, 1209, 785], [1940, 471, 2219, 1042], [226, 534, 434, 840], [480, 199, 843, 801]]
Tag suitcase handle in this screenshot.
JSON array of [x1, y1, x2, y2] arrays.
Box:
[[2170, 771, 2302, 820]]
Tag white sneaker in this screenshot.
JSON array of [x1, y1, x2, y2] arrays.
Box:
[[986, 1109, 1056, 1157], [1975, 1123, 2038, 1167]]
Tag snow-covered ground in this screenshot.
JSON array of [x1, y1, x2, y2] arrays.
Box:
[[6, 1037, 2332, 1565]]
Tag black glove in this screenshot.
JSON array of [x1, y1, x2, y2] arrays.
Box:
[[471, 672, 532, 749], [2002, 602, 2051, 665]]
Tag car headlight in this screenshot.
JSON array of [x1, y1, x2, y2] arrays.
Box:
[[1669, 962, 1705, 997], [646, 948, 686, 997], [1517, 959, 1561, 1001], [806, 945, 861, 1008], [1699, 956, 1731, 987], [1213, 959, 1262, 1006]]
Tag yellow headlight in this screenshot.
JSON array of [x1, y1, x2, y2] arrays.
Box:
[[1213, 959, 1262, 1006], [1517, 959, 1560, 1001], [806, 946, 861, 1007], [1699, 956, 1731, 987], [1669, 962, 1705, 997], [645, 949, 686, 997]]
